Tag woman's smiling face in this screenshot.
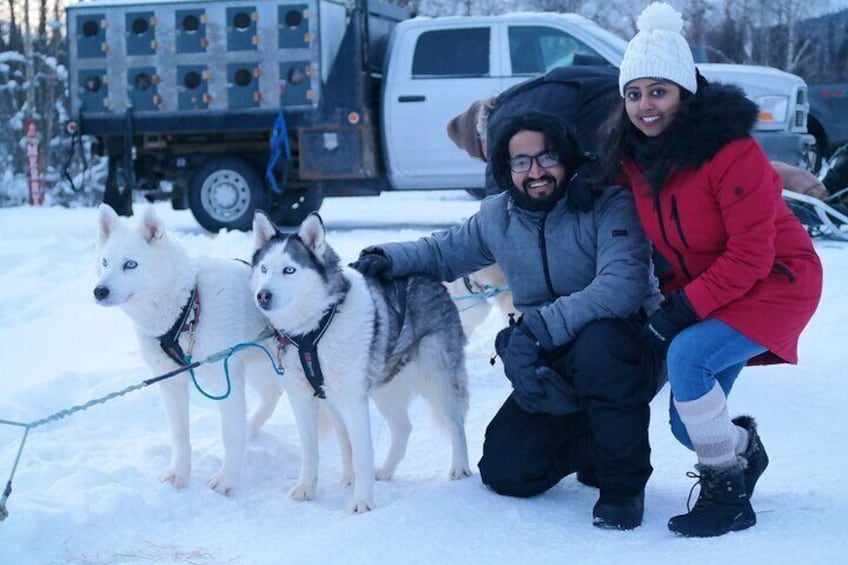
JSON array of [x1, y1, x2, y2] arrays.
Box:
[[623, 78, 683, 137]]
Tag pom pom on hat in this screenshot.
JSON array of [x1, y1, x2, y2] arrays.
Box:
[[618, 2, 697, 96], [637, 1, 685, 34]]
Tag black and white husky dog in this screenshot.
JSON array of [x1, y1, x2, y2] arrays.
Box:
[[250, 211, 471, 513]]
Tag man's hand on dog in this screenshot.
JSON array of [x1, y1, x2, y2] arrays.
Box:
[[350, 246, 392, 281]]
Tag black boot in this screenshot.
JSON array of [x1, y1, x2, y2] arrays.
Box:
[[733, 415, 769, 498], [592, 489, 644, 530], [668, 463, 756, 537]]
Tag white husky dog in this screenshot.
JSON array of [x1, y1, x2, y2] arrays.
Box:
[[94, 204, 283, 495], [250, 211, 470, 513]]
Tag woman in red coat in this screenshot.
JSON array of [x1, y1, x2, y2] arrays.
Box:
[[600, 2, 823, 537]]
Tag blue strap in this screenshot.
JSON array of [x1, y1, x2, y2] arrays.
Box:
[[266, 109, 291, 194]]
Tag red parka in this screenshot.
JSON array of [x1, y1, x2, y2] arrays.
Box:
[[619, 84, 822, 365]]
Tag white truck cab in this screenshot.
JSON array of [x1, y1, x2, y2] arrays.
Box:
[[382, 13, 815, 191]]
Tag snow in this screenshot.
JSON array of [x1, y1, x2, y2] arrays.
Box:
[[0, 192, 845, 565]]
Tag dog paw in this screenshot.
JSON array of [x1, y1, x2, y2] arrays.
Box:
[[289, 483, 315, 501], [374, 467, 394, 481], [346, 497, 374, 514], [207, 472, 235, 496], [160, 470, 189, 489], [449, 466, 472, 480]]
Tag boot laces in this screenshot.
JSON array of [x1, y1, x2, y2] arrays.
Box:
[[684, 470, 718, 512]]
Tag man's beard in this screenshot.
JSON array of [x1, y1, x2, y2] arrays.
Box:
[[511, 175, 567, 212]]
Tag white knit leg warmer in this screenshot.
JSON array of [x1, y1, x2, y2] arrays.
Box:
[[673, 382, 739, 469]]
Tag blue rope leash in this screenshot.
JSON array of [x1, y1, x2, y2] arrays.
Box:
[[451, 284, 510, 312], [187, 340, 284, 400], [0, 332, 282, 522]]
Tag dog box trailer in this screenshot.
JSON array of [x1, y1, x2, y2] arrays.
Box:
[[67, 0, 407, 231]]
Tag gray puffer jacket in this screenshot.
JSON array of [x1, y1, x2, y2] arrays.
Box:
[[380, 185, 661, 348]]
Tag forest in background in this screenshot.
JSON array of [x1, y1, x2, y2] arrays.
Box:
[[1, 0, 846, 205]]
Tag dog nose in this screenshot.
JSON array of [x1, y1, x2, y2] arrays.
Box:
[[93, 286, 110, 301], [256, 289, 272, 309]]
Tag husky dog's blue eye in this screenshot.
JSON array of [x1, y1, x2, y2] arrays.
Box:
[[123, 260, 137, 270], [283, 266, 296, 275], [260, 265, 267, 274]]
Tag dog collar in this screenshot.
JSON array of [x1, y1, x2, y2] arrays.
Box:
[[158, 286, 199, 366], [274, 302, 339, 399]]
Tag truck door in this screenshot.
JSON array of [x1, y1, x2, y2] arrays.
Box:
[[383, 24, 505, 190]]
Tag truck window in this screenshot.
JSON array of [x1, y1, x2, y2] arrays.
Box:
[[508, 26, 602, 75], [412, 28, 489, 78]]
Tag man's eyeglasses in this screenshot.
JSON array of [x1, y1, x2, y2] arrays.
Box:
[[508, 152, 560, 173]]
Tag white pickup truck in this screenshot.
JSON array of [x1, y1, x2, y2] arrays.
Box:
[[383, 13, 815, 192], [67, 0, 815, 231]]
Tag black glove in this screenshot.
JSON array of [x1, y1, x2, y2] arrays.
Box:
[[350, 247, 392, 281], [500, 312, 554, 398], [643, 289, 699, 353]]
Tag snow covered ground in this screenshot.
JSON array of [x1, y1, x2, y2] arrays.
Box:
[[0, 191, 845, 564]]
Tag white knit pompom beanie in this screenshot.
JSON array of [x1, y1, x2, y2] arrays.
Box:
[[618, 2, 697, 96]]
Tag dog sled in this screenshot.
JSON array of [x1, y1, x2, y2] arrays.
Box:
[[783, 143, 848, 241]]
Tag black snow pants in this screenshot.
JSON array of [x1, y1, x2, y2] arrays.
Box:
[[478, 318, 663, 498]]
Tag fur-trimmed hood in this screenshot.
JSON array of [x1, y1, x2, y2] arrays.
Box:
[[626, 81, 759, 191]]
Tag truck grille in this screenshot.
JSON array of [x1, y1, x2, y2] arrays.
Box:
[[792, 87, 808, 130]]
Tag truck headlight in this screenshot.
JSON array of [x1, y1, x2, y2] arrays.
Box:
[[754, 95, 789, 129]]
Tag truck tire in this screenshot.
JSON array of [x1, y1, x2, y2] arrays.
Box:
[[188, 156, 267, 232], [269, 184, 324, 226]]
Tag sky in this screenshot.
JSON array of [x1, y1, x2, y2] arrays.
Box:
[[0, 192, 846, 565]]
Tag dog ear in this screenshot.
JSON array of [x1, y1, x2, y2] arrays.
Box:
[[297, 212, 326, 257], [253, 210, 278, 250], [97, 204, 121, 245], [138, 206, 165, 243]]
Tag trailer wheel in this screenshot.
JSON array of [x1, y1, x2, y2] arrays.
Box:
[[269, 184, 324, 226], [189, 156, 266, 231]]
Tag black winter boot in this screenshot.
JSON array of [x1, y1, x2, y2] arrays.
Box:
[[733, 415, 769, 498], [592, 489, 644, 530], [667, 463, 756, 537]]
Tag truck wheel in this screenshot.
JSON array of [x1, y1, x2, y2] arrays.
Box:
[[269, 184, 324, 226], [188, 156, 267, 231]]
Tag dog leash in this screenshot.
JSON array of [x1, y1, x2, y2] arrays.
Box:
[[451, 279, 510, 313], [0, 329, 282, 522]]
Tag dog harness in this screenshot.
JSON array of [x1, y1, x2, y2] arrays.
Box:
[[157, 287, 199, 366], [273, 302, 339, 399]]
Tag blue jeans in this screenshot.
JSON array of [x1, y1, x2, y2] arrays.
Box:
[[666, 318, 767, 450]]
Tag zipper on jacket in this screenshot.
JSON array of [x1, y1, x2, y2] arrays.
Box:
[[670, 196, 690, 249], [773, 262, 796, 283], [654, 193, 693, 281], [538, 215, 556, 296]]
